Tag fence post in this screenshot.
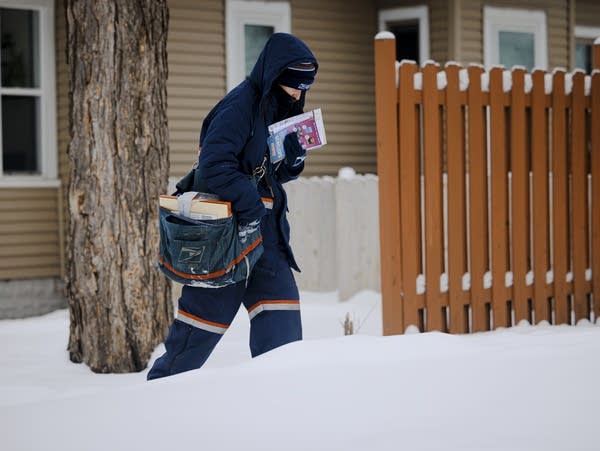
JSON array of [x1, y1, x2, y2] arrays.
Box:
[[422, 62, 445, 331], [551, 70, 570, 324], [571, 72, 588, 322], [374, 32, 403, 335], [467, 65, 489, 332], [445, 64, 469, 333], [510, 68, 531, 325], [398, 61, 421, 331], [489, 67, 511, 328], [531, 69, 550, 323]]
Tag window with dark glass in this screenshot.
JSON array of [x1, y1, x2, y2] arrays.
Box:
[[0, 7, 40, 175], [389, 21, 419, 64], [575, 38, 593, 74]]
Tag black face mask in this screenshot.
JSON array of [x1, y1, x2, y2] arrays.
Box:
[[272, 85, 299, 120]]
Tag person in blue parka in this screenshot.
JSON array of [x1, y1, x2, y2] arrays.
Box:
[[147, 33, 318, 379]]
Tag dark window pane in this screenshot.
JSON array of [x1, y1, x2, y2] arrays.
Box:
[[244, 24, 273, 76], [575, 42, 591, 74], [1, 8, 39, 87], [2, 95, 38, 173], [389, 21, 419, 63]]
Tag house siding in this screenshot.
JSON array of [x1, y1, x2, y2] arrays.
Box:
[[168, 0, 226, 177], [0, 189, 61, 279], [0, 1, 64, 281], [44, 0, 382, 284], [459, 0, 570, 69], [429, 0, 451, 63], [575, 0, 600, 28], [168, 0, 381, 177], [293, 0, 378, 175], [12, 0, 592, 285]]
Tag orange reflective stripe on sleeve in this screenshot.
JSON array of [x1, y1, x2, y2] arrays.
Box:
[[261, 197, 274, 210]]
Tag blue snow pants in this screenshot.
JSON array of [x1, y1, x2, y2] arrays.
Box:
[[147, 244, 301, 380]]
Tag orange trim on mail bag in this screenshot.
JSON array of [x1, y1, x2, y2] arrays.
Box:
[[159, 236, 262, 280]]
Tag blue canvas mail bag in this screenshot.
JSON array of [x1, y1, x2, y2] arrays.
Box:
[[157, 168, 264, 288]]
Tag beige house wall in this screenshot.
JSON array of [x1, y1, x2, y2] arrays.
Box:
[[38, 0, 380, 281], [0, 189, 61, 279], [0, 1, 66, 281], [294, 0, 378, 175], [459, 0, 570, 68], [6, 0, 598, 283], [575, 0, 600, 27], [168, 0, 379, 177], [168, 0, 226, 177], [53, 0, 390, 180]]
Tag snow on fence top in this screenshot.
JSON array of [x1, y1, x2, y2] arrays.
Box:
[[375, 31, 395, 40], [405, 61, 594, 94]]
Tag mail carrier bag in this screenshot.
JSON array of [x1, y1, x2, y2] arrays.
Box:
[[157, 208, 263, 288]]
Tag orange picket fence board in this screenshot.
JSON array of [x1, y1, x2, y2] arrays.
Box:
[[489, 67, 510, 328]]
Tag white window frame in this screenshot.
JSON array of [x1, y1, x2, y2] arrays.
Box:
[[0, 0, 58, 188], [225, 0, 291, 92], [483, 6, 548, 71], [575, 25, 600, 41], [378, 6, 430, 64], [574, 25, 600, 71]]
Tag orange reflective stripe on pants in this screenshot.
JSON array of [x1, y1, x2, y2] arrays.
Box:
[[176, 309, 229, 335], [247, 299, 300, 321]]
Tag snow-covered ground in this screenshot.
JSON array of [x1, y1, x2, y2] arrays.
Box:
[[1, 290, 599, 451]]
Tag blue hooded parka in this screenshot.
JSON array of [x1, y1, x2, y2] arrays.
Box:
[[196, 33, 318, 271]]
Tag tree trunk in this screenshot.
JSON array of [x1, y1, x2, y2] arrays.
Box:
[[65, 0, 172, 373]]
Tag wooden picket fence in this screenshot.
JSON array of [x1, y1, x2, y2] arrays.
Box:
[[375, 34, 600, 335]]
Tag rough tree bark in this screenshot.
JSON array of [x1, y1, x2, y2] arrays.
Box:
[[66, 0, 172, 373]]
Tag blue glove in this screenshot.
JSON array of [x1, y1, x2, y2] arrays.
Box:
[[238, 218, 260, 243], [283, 132, 307, 168]]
